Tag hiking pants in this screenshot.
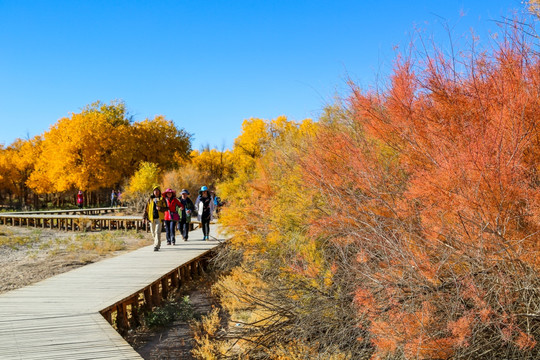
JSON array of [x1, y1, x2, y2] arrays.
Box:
[[201, 214, 210, 238], [149, 219, 162, 249], [178, 218, 190, 240], [164, 220, 176, 244]]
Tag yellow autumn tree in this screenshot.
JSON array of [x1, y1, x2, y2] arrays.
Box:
[[28, 109, 126, 193], [27, 101, 192, 199], [0, 137, 42, 207], [122, 161, 161, 213], [124, 115, 192, 173], [218, 117, 274, 202], [193, 116, 325, 359], [219, 116, 315, 206], [0, 145, 15, 204]]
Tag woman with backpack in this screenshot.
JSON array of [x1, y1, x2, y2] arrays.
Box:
[[163, 188, 183, 245], [177, 189, 195, 241], [195, 186, 215, 240]]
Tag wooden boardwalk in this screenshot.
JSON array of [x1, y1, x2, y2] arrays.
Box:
[[3, 206, 127, 216], [0, 213, 147, 232], [0, 224, 224, 359], [0, 207, 203, 233]]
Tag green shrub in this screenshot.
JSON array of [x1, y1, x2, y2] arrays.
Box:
[[144, 295, 196, 328]]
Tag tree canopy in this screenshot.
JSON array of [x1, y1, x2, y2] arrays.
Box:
[[0, 100, 191, 207]]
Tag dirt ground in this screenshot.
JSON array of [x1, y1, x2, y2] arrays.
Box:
[[0, 225, 217, 360], [126, 281, 217, 359], [0, 225, 148, 293]]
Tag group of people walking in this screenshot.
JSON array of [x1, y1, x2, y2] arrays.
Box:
[[143, 185, 216, 252]]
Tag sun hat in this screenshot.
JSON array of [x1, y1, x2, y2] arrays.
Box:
[[164, 188, 174, 194]]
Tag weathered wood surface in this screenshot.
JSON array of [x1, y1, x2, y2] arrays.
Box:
[[0, 213, 146, 232], [0, 209, 205, 232], [3, 207, 127, 215], [0, 224, 224, 359]]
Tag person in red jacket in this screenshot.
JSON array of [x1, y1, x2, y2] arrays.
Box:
[[76, 190, 84, 209], [163, 188, 183, 245]]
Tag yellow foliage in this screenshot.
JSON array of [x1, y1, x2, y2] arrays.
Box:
[[28, 108, 127, 192], [22, 101, 191, 196], [125, 161, 160, 195], [191, 308, 234, 359], [190, 148, 234, 182], [214, 267, 268, 315], [0, 137, 42, 196], [125, 115, 191, 170]]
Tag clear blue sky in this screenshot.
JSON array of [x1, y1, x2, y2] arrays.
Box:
[[0, 0, 525, 150]]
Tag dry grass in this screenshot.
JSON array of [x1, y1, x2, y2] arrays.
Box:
[[0, 225, 151, 293]]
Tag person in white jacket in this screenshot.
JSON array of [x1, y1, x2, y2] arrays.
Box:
[[194, 186, 215, 240]]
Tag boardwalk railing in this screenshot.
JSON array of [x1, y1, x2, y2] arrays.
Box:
[[0, 211, 205, 232], [3, 206, 127, 215], [100, 246, 217, 334], [0, 214, 148, 231]]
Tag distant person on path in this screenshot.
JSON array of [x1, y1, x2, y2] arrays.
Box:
[[111, 190, 118, 207], [195, 186, 215, 240], [163, 188, 183, 245], [143, 186, 166, 251], [76, 190, 84, 209], [116, 190, 123, 206], [178, 189, 194, 241], [213, 192, 223, 218]]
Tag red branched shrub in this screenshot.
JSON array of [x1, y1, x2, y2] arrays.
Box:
[[301, 21, 540, 359]]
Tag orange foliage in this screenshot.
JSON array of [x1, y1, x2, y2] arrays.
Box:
[[207, 18, 540, 360], [298, 21, 540, 358]]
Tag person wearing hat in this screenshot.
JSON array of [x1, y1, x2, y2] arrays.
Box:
[[163, 188, 183, 245], [177, 189, 195, 241], [195, 185, 215, 240], [143, 185, 167, 251]]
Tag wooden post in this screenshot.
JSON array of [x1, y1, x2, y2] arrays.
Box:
[[180, 267, 186, 287], [129, 300, 140, 328], [151, 282, 160, 306], [172, 270, 179, 288], [161, 277, 169, 300], [115, 304, 128, 334], [143, 287, 152, 309], [102, 310, 113, 324], [190, 262, 198, 279], [198, 260, 205, 276]]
